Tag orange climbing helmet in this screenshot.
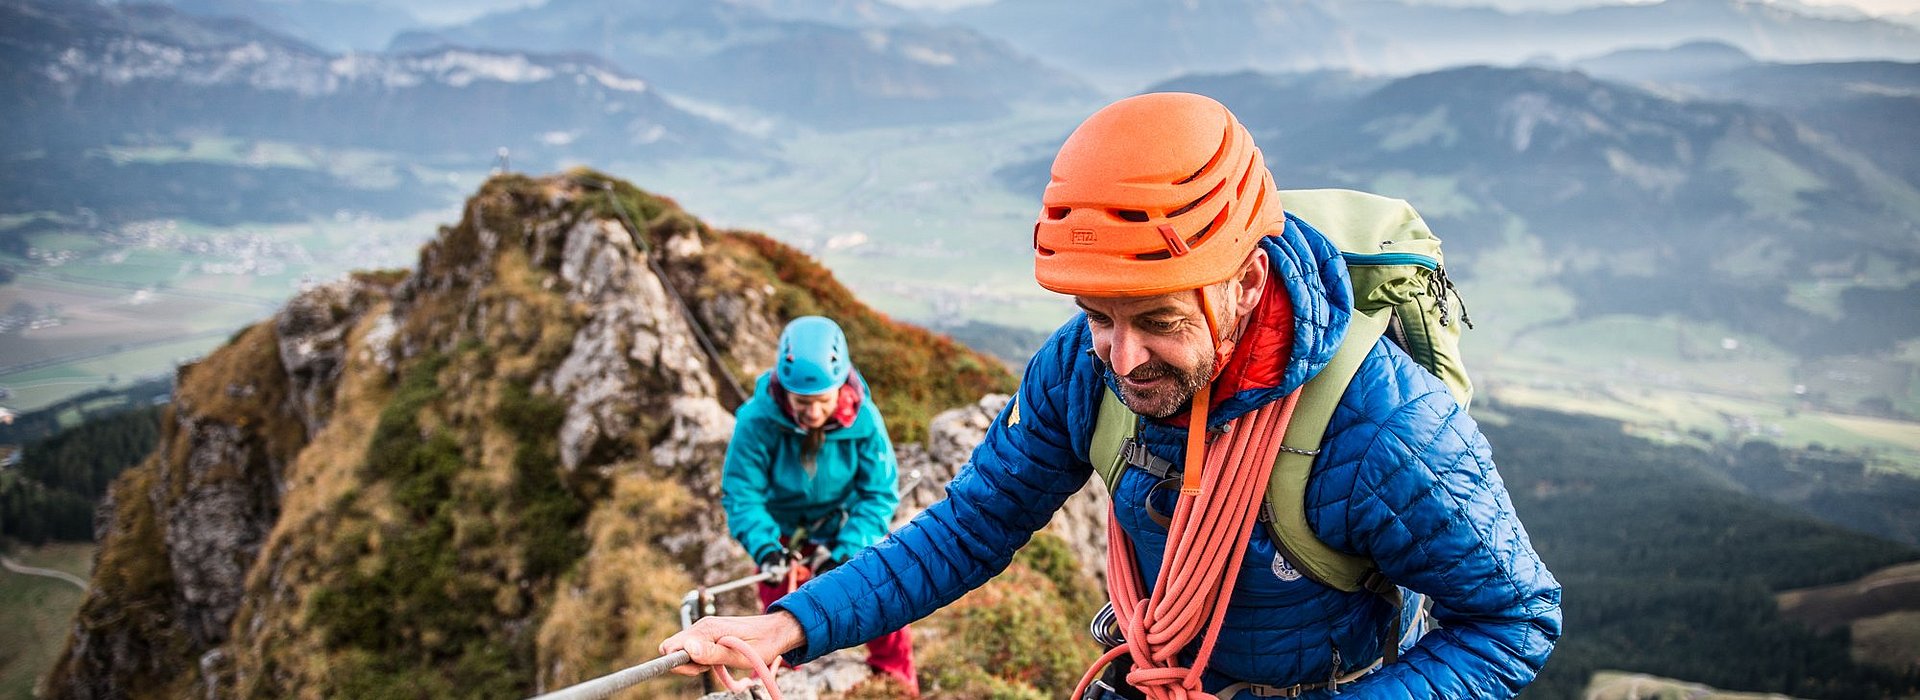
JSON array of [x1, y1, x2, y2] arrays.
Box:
[[1033, 92, 1283, 298]]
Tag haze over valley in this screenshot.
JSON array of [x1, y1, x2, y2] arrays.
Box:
[[3, 1, 1919, 697]]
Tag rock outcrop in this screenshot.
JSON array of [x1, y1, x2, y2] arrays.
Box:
[[45, 172, 1027, 700]]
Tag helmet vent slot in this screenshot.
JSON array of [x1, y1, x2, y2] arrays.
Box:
[[1047, 206, 1071, 220], [1110, 209, 1150, 222], [1168, 194, 1206, 219]]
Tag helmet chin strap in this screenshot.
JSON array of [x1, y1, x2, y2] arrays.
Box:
[[1182, 285, 1233, 496]]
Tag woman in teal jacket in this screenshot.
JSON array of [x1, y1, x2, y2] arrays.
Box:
[[720, 315, 917, 694]]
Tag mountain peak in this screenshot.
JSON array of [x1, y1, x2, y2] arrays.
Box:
[[43, 171, 1021, 697]]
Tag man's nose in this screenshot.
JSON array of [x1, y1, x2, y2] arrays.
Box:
[[1108, 326, 1150, 377]]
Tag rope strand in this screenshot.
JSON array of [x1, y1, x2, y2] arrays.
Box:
[[1076, 390, 1302, 700]]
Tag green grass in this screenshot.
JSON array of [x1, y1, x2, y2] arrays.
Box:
[[1707, 134, 1827, 220], [0, 208, 450, 411], [1582, 670, 1805, 699], [1853, 611, 1920, 672], [1364, 105, 1458, 152], [1485, 381, 1920, 466], [0, 542, 93, 700], [0, 213, 70, 230], [0, 335, 237, 410], [1454, 219, 1579, 350], [1785, 279, 1847, 321]]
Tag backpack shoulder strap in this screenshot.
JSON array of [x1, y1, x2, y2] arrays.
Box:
[[1090, 386, 1134, 491], [1267, 308, 1394, 593], [1085, 313, 1393, 594]]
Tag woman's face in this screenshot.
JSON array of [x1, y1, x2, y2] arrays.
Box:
[[786, 390, 839, 430]]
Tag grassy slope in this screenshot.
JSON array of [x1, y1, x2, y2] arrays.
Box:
[[0, 543, 91, 700], [41, 172, 1015, 699], [1778, 561, 1920, 672]]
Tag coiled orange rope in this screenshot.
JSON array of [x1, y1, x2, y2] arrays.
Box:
[[1074, 388, 1301, 700]]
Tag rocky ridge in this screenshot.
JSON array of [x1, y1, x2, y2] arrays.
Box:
[[44, 171, 1105, 699]]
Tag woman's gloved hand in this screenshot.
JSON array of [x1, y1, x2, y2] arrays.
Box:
[[804, 546, 846, 574], [758, 552, 791, 579]]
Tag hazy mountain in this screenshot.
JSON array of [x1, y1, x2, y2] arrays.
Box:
[[1575, 47, 1920, 207], [1328, 0, 1920, 70], [6, 0, 739, 158], [390, 0, 1093, 129], [1, 0, 744, 222], [1692, 61, 1920, 186], [1569, 39, 1760, 83], [935, 0, 1920, 89], [1275, 65, 1920, 357], [942, 0, 1407, 90], [728, 0, 920, 25], [999, 64, 1920, 368], [135, 0, 424, 52]]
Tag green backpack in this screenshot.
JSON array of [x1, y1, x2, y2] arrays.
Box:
[[1090, 188, 1472, 595]]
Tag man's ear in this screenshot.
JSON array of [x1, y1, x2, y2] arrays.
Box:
[[1233, 248, 1269, 317]]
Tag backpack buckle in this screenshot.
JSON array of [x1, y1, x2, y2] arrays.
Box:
[[1121, 438, 1176, 478]]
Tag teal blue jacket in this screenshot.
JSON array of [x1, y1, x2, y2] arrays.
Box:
[[721, 371, 900, 563]]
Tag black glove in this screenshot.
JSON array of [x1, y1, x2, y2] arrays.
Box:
[[805, 547, 846, 574], [757, 552, 790, 579]]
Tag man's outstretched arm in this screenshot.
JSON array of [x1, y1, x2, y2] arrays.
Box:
[[770, 324, 1101, 663]]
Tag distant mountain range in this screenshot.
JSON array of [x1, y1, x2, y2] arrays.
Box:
[[937, 0, 1920, 89], [389, 0, 1095, 130], [1105, 62, 1920, 366], [139, 0, 422, 52], [0, 0, 745, 222], [941, 0, 1402, 90], [1330, 0, 1920, 71], [1577, 41, 1920, 187], [4, 0, 739, 159]]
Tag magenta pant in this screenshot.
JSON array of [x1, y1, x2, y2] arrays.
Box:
[[759, 575, 917, 693]]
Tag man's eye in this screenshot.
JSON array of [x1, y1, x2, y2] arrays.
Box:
[[1086, 313, 1112, 326], [1145, 319, 1179, 333]]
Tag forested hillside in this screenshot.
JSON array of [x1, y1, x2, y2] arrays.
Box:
[[0, 405, 161, 544], [1487, 407, 1920, 698]]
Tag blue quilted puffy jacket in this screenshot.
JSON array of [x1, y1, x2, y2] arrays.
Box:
[[774, 214, 1563, 698]]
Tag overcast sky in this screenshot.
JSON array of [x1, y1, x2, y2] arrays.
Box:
[[400, 0, 1920, 27], [889, 0, 1920, 15], [1792, 0, 1920, 13]]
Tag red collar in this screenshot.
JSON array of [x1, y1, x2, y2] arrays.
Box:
[[770, 372, 865, 430], [1161, 281, 1294, 428]]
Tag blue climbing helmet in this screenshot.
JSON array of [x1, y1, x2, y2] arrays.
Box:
[[775, 316, 851, 396]]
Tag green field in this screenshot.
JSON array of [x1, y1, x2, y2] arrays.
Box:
[[1582, 670, 1811, 699], [1, 207, 452, 412], [0, 543, 92, 700]]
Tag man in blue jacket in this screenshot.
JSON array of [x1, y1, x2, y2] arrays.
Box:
[[667, 94, 1561, 698], [719, 315, 917, 693]]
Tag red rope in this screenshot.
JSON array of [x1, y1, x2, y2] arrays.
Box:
[[709, 635, 784, 700], [708, 562, 803, 698], [1074, 389, 1302, 700]]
